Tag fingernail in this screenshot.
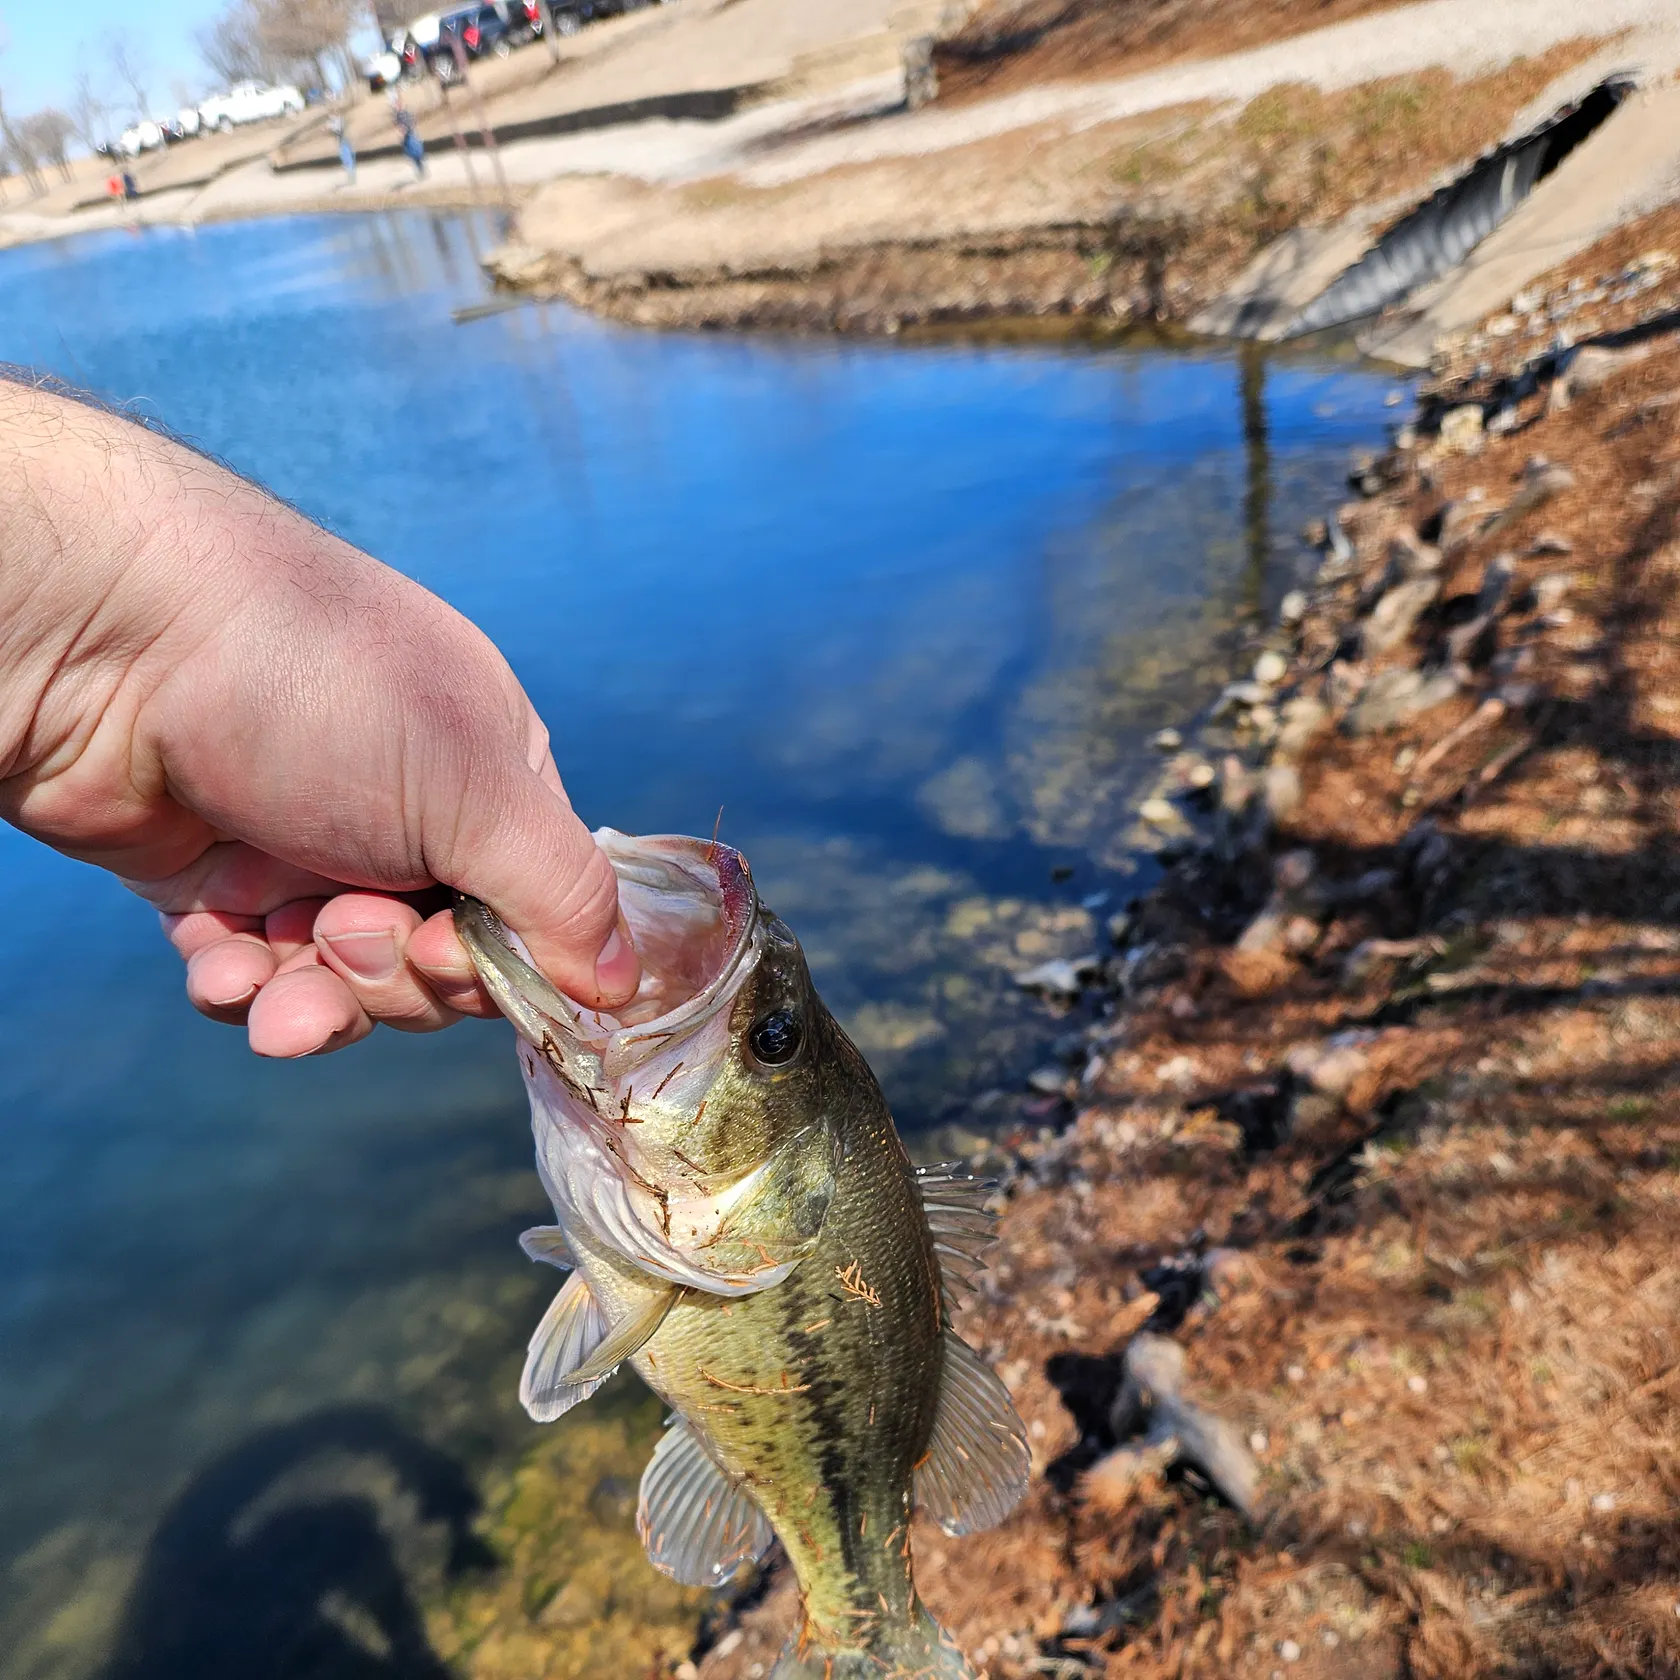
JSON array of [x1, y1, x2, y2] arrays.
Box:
[[594, 919, 639, 999], [320, 930, 399, 983], [208, 982, 259, 1009]]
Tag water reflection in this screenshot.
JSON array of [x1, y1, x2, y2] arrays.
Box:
[[0, 210, 1401, 1678]]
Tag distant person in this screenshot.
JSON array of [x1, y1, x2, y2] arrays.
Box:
[[392, 104, 426, 179], [0, 373, 641, 1058], [105, 174, 123, 202], [121, 170, 139, 202], [330, 116, 357, 187]]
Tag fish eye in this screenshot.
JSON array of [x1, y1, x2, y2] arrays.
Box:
[[749, 1009, 803, 1067]]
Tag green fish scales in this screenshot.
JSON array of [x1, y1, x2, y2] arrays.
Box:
[[456, 831, 1028, 1679]]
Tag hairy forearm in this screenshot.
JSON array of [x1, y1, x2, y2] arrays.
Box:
[[0, 379, 243, 789]]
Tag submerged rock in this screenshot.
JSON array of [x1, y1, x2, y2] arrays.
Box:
[[1262, 762, 1303, 823], [1274, 694, 1331, 761], [1012, 955, 1102, 997]]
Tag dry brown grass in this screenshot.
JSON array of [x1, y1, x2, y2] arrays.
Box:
[[936, 0, 1408, 106], [1098, 41, 1608, 240]]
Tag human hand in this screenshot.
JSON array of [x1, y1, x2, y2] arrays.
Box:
[[0, 378, 639, 1056]]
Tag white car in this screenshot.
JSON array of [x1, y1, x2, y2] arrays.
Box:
[[197, 81, 306, 133], [176, 105, 203, 138], [363, 48, 403, 91], [118, 120, 165, 157]]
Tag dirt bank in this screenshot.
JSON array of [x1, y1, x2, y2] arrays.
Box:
[[484, 38, 1628, 342]]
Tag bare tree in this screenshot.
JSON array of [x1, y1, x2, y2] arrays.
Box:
[[69, 68, 111, 154], [374, 0, 443, 31], [196, 4, 273, 88], [254, 0, 362, 92], [199, 0, 361, 92], [108, 29, 152, 118], [21, 109, 76, 179], [0, 88, 45, 195]]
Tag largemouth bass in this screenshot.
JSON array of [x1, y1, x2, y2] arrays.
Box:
[[455, 830, 1028, 1679]]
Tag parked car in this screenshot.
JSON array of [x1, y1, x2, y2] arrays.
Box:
[[500, 0, 547, 42], [395, 14, 440, 80], [118, 120, 165, 157], [363, 47, 404, 91], [176, 105, 203, 138], [426, 4, 514, 82], [546, 0, 644, 35], [197, 81, 306, 132]]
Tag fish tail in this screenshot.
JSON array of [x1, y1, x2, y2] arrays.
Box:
[[770, 1605, 976, 1679]]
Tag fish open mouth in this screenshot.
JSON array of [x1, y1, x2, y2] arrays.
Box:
[[598, 831, 758, 1033], [455, 829, 760, 1074], [457, 832, 791, 1295]]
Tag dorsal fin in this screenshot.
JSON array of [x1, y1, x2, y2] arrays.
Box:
[[638, 1417, 774, 1586], [519, 1225, 575, 1269], [915, 1162, 1000, 1308], [914, 1330, 1030, 1536], [521, 1271, 612, 1423]]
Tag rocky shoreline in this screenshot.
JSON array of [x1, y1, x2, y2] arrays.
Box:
[[676, 213, 1680, 1680]]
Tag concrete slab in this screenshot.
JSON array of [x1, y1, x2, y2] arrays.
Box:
[[1362, 78, 1680, 366], [1189, 203, 1397, 340]]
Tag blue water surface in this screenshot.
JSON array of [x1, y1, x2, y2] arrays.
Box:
[[0, 210, 1400, 1676]]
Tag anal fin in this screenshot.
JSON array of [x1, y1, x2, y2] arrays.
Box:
[[638, 1417, 774, 1586], [914, 1330, 1030, 1536]]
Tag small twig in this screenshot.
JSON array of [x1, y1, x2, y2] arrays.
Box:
[[699, 1367, 811, 1396], [835, 1261, 883, 1307], [1477, 730, 1537, 785]]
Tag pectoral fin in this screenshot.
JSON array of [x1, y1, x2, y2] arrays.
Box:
[[522, 1276, 679, 1420], [518, 1225, 575, 1269], [566, 1283, 680, 1387], [638, 1417, 774, 1586], [914, 1330, 1030, 1536], [521, 1271, 612, 1423]]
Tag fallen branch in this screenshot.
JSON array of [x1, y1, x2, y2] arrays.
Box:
[[1412, 696, 1506, 778], [1081, 1333, 1260, 1520]]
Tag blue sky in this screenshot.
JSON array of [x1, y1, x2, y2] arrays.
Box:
[[0, 0, 235, 120]]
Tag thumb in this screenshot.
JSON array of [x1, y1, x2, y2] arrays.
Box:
[[438, 759, 640, 1010]]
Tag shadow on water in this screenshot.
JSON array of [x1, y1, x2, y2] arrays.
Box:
[[99, 1407, 492, 1680], [1239, 343, 1271, 614]]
